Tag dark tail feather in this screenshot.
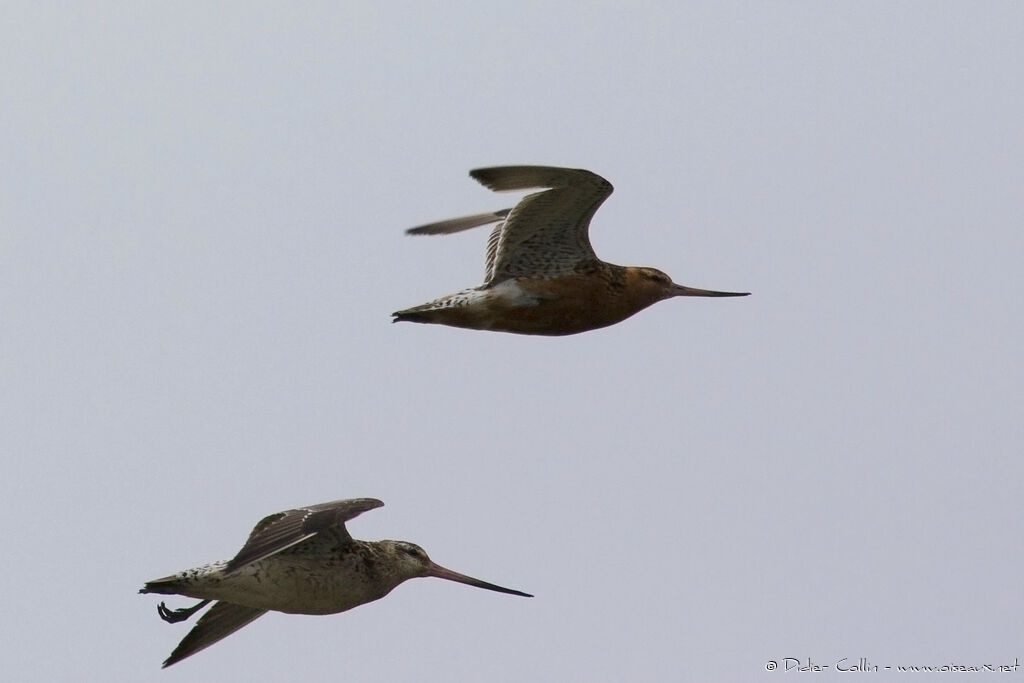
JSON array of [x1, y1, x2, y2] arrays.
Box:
[[163, 602, 268, 668], [391, 307, 435, 324], [139, 576, 181, 595]]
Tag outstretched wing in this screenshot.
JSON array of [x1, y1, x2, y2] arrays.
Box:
[[470, 166, 613, 282], [407, 208, 512, 281], [224, 498, 384, 573], [162, 602, 267, 668], [406, 208, 511, 236]]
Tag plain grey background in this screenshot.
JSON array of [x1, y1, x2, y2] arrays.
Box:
[[4, 3, 1022, 681]]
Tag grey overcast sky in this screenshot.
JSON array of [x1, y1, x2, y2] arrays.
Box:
[[4, 3, 1023, 682]]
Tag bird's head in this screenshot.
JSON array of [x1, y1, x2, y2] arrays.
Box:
[[632, 267, 750, 301], [382, 540, 532, 597]]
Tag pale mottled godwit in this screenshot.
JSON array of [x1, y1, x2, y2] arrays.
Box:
[[140, 498, 530, 667], [393, 165, 749, 335]]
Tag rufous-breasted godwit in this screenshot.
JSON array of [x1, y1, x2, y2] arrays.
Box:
[[393, 165, 749, 335], [140, 498, 530, 667]]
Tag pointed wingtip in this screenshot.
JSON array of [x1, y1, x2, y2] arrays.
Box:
[[406, 209, 510, 236]]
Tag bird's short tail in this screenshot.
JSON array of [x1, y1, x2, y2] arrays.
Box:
[[139, 576, 182, 595], [391, 306, 438, 324]]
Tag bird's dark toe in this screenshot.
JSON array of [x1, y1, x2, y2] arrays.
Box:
[[156, 600, 207, 624]]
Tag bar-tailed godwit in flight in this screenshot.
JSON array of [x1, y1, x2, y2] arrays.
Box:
[[140, 498, 530, 667], [393, 165, 749, 335]]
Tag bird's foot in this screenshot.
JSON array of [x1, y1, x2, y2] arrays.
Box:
[[156, 599, 210, 624]]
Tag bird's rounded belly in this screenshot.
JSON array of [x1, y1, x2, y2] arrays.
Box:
[[483, 277, 634, 335], [202, 560, 389, 615]]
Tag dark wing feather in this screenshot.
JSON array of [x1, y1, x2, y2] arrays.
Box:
[[484, 223, 503, 282], [162, 602, 267, 668], [224, 498, 384, 573], [406, 208, 511, 235], [468, 166, 613, 281]]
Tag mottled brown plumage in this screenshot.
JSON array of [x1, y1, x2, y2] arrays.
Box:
[[140, 498, 530, 668], [394, 165, 749, 335]]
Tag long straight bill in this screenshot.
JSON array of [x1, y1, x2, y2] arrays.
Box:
[[426, 562, 533, 597]]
